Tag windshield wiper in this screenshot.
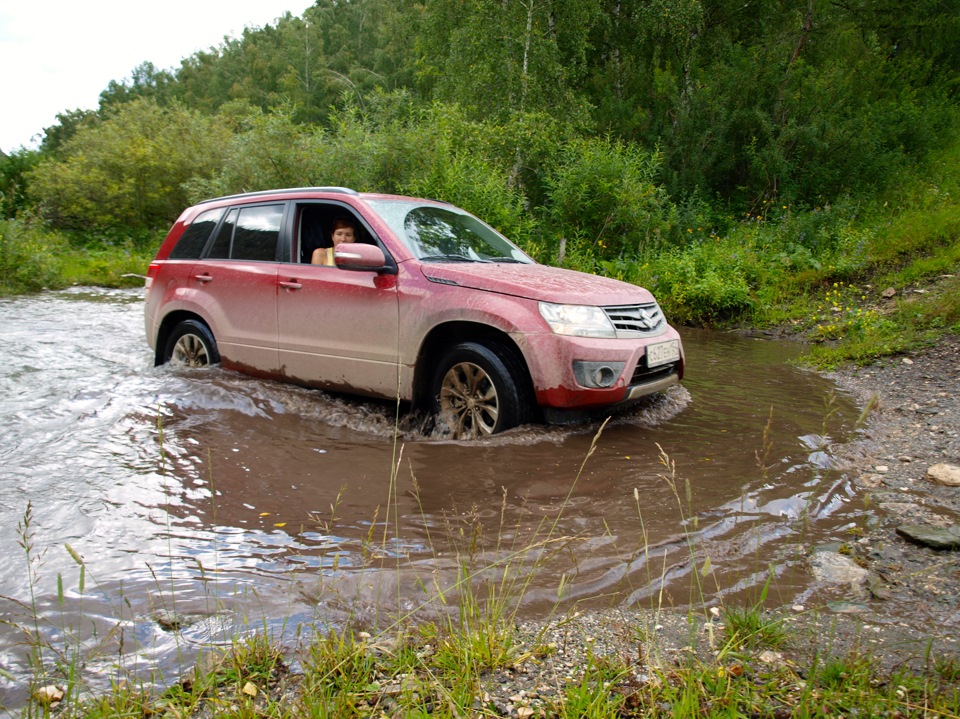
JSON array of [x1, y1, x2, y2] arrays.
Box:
[[488, 257, 526, 263], [420, 254, 491, 263]]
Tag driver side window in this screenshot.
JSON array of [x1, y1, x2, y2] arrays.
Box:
[[294, 204, 371, 264]]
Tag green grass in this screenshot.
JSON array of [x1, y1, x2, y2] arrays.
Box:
[[57, 245, 154, 288], [722, 603, 788, 652], [0, 216, 153, 295], [0, 216, 66, 294], [46, 623, 960, 718], [801, 274, 960, 368]]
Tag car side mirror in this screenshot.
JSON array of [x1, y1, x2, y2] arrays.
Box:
[[334, 243, 388, 271]]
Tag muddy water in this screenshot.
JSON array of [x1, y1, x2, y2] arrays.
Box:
[[0, 287, 865, 702]]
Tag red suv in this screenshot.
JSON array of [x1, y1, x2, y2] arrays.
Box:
[[144, 187, 684, 438]]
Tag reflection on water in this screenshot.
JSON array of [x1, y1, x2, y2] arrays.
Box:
[[0, 288, 866, 705]]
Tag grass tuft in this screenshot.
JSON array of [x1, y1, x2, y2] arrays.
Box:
[[722, 603, 789, 652]]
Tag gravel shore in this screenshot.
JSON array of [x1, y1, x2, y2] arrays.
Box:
[[826, 332, 960, 615]]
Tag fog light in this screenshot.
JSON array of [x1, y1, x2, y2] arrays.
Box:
[[596, 366, 616, 386], [573, 361, 625, 388]]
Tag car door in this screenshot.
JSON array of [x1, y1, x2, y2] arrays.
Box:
[[276, 204, 401, 398], [194, 202, 284, 374]]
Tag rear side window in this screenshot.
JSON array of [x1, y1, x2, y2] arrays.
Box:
[[169, 208, 224, 259], [204, 204, 284, 261], [233, 205, 284, 261], [207, 209, 236, 259]]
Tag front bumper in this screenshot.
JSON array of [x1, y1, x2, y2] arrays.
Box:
[[540, 370, 681, 425], [515, 326, 684, 411]]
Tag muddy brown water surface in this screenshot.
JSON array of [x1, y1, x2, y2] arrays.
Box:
[[0, 287, 871, 702]]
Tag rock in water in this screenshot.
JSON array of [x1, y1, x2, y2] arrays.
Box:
[[810, 551, 869, 588], [896, 523, 960, 550]]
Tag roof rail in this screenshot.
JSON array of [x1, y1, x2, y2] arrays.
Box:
[[198, 186, 360, 205]]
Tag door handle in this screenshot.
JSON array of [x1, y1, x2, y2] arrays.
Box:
[[279, 280, 303, 290], [194, 273, 213, 283]]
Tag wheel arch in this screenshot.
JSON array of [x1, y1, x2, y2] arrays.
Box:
[[411, 321, 537, 416], [153, 310, 213, 366]]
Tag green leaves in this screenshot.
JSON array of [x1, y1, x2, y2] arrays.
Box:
[[545, 137, 675, 258], [29, 99, 231, 230]]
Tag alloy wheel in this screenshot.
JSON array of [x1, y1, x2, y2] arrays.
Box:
[[170, 333, 211, 367], [439, 361, 500, 439]]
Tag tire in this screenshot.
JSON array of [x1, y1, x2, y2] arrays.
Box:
[[431, 341, 529, 439], [164, 319, 220, 368]]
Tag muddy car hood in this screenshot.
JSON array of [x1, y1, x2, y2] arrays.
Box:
[[417, 262, 655, 305]]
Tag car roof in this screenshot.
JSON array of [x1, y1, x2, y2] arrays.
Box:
[[194, 187, 452, 207]]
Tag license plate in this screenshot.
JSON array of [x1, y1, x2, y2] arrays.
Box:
[[646, 339, 680, 368]]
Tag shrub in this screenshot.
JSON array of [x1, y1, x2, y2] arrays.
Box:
[[29, 98, 232, 231], [0, 216, 65, 294], [633, 239, 756, 324], [544, 137, 677, 259]]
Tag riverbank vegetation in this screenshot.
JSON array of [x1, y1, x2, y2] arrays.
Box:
[[2, 0, 958, 366], [0, 216, 156, 294], [46, 619, 960, 718]]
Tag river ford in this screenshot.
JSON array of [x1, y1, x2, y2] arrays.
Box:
[[1, 286, 906, 706]]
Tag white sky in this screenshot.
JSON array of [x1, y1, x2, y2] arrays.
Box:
[[0, 0, 310, 153]]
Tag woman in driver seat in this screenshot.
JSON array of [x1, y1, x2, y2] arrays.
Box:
[[312, 216, 356, 266]]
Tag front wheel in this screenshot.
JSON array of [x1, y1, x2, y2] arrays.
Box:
[[431, 342, 529, 439], [164, 320, 220, 368]]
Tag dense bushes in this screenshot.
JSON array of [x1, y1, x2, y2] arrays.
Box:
[[544, 138, 676, 257], [28, 99, 232, 231], [0, 217, 65, 294], [0, 147, 41, 218], [0, 216, 159, 296]]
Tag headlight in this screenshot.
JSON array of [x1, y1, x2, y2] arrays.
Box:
[[538, 302, 616, 338]]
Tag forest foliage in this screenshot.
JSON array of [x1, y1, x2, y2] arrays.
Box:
[[1, 0, 958, 338], [4, 0, 956, 222]]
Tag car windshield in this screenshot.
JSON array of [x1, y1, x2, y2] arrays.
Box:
[[366, 200, 533, 264]]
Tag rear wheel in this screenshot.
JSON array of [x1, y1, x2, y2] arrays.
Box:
[[164, 320, 220, 367], [431, 342, 529, 439]]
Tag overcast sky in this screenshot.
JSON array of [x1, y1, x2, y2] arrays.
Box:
[[0, 0, 310, 153]]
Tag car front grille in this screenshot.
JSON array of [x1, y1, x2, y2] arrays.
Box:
[[631, 359, 678, 386], [602, 303, 666, 335]]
